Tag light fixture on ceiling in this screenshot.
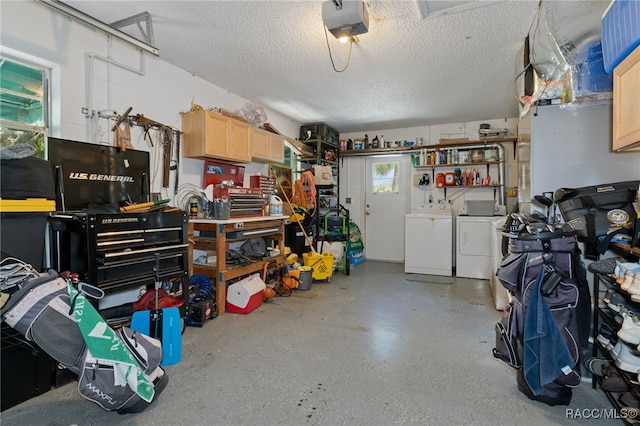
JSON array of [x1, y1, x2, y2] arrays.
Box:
[[339, 35, 359, 44], [322, 1, 366, 72], [322, 0, 369, 39], [324, 30, 357, 73]]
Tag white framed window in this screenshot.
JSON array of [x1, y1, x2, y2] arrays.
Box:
[[0, 47, 59, 159], [372, 161, 400, 194]]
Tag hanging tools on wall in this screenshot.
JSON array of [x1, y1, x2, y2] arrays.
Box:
[[172, 132, 181, 195], [112, 106, 134, 151], [111, 106, 180, 149], [160, 127, 173, 188], [110, 106, 182, 191]]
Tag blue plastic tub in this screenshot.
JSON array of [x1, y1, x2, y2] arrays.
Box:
[[575, 42, 613, 93], [602, 0, 640, 73]]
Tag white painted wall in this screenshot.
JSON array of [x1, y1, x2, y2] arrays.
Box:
[[0, 1, 301, 207], [524, 102, 640, 209]]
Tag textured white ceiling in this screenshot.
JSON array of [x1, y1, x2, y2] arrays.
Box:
[[63, 0, 607, 133]]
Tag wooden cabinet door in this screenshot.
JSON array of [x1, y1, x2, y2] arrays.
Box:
[[203, 110, 232, 159], [251, 128, 284, 163], [182, 110, 252, 162], [613, 45, 640, 151], [251, 128, 271, 161], [268, 133, 285, 163], [228, 118, 251, 162], [181, 110, 207, 158]]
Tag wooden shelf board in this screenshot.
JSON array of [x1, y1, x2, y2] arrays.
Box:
[[340, 137, 517, 157]]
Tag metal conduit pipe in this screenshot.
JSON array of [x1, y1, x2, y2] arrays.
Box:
[[85, 48, 146, 143]]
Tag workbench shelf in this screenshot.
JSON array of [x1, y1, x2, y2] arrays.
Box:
[[189, 216, 286, 316]]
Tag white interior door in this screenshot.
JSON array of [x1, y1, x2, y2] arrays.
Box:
[[364, 155, 410, 262]]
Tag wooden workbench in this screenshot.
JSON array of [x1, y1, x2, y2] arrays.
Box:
[[189, 216, 286, 316]]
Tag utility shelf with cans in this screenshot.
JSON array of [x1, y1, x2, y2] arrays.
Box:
[[413, 160, 503, 168], [340, 137, 518, 157], [409, 140, 509, 207]]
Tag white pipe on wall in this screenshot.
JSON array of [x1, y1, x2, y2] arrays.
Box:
[[85, 45, 146, 143]]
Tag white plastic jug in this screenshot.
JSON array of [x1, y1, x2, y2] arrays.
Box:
[[269, 195, 283, 216]]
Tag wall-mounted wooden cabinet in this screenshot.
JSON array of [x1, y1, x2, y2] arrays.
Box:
[[181, 109, 252, 162], [251, 127, 285, 163], [613, 45, 640, 152]]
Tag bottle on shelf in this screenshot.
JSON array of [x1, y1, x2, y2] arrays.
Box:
[[189, 196, 199, 219]]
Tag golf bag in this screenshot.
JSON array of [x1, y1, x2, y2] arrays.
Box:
[[494, 230, 590, 406], [0, 267, 168, 413]]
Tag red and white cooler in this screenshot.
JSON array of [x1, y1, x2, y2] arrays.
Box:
[[226, 273, 266, 314]]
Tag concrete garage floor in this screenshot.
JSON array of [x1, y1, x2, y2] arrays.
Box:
[[2, 261, 615, 425]]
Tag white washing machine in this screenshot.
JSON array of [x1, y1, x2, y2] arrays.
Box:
[[405, 208, 453, 276], [456, 215, 494, 279]]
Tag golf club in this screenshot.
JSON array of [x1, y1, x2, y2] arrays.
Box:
[[533, 193, 553, 223]]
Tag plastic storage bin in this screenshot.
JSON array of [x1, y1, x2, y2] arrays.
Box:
[[602, 0, 640, 73], [575, 42, 613, 94]]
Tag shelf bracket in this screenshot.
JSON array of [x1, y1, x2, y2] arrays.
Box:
[[110, 12, 155, 46]]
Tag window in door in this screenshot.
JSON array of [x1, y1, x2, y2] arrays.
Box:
[[372, 161, 400, 194], [0, 57, 50, 158]]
